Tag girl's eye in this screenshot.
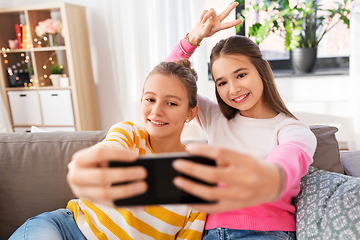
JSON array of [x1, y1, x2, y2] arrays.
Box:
[[237, 73, 246, 78], [167, 102, 178, 106], [145, 98, 155, 102], [217, 81, 227, 87]]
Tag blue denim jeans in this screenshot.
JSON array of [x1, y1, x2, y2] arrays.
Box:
[[203, 228, 296, 240], [9, 209, 86, 240]]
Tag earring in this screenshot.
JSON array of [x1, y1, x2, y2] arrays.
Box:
[[185, 119, 190, 123]]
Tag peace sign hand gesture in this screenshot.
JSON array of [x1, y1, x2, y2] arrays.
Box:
[[188, 2, 243, 46]]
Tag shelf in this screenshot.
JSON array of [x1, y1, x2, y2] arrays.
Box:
[[1, 48, 31, 53], [33, 46, 66, 52], [1, 46, 66, 53], [6, 86, 71, 91], [0, 3, 99, 131], [5, 87, 36, 91], [38, 86, 71, 90]]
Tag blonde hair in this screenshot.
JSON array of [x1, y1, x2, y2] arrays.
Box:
[[145, 59, 198, 109]]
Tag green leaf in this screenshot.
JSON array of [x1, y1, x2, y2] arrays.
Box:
[[305, 0, 313, 9], [248, 23, 263, 37], [293, 29, 301, 35], [279, 8, 291, 17], [240, 9, 247, 17]]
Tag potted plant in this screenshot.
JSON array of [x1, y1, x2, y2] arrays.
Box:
[[50, 64, 64, 87], [238, 0, 352, 73], [28, 64, 35, 79]]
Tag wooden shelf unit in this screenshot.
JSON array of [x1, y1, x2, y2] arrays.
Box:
[[0, 3, 99, 131]]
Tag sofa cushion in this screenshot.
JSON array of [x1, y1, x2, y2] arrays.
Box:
[[340, 151, 360, 177], [295, 166, 360, 239], [0, 131, 106, 240], [310, 125, 344, 174]]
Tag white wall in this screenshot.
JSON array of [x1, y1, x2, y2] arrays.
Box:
[[0, 0, 122, 130], [276, 75, 352, 149]]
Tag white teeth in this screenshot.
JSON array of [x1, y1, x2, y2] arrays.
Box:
[[234, 93, 249, 101], [150, 120, 166, 125]]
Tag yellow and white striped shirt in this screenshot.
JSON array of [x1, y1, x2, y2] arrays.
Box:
[[67, 121, 206, 240]]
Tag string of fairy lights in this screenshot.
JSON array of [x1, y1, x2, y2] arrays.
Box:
[[1, 46, 66, 88], [33, 34, 51, 48]]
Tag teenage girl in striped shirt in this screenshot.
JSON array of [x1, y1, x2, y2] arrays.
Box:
[[10, 60, 205, 240]]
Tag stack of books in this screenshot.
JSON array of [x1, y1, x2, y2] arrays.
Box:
[[15, 24, 31, 49]]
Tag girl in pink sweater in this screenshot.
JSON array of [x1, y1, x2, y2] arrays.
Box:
[[168, 3, 317, 239]]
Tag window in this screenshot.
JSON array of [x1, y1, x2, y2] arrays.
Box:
[[204, 0, 351, 73], [243, 0, 351, 60]]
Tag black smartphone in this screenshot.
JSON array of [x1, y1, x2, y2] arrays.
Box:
[[109, 152, 216, 206]]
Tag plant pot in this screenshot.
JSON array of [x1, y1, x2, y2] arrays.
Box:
[[290, 48, 317, 74], [59, 77, 70, 87], [50, 74, 61, 87]]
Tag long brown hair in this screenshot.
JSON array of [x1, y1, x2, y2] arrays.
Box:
[[145, 59, 198, 109], [210, 35, 297, 120]]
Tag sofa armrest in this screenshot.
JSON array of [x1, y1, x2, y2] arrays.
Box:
[[340, 150, 360, 177]]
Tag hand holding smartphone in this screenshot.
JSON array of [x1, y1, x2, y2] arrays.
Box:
[[109, 152, 216, 206]]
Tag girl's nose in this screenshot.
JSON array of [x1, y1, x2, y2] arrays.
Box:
[[151, 103, 164, 116], [229, 81, 241, 96]]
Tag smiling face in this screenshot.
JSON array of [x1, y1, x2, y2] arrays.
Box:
[[141, 73, 198, 140], [212, 54, 275, 119]]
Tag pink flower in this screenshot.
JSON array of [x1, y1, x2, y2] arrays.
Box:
[[35, 18, 63, 37], [46, 24, 57, 34]]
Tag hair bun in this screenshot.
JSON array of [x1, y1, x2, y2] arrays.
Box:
[[175, 58, 198, 82]]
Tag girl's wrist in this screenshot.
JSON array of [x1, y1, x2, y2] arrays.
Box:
[[186, 32, 202, 47]]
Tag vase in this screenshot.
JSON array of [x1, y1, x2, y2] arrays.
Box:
[[50, 74, 61, 87], [290, 48, 317, 74], [48, 34, 59, 47]]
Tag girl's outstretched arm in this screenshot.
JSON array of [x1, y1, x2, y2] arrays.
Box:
[[166, 2, 242, 62], [172, 143, 312, 214]]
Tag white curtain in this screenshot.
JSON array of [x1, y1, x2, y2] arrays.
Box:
[[349, 0, 360, 150], [103, 0, 208, 126], [0, 88, 12, 133]]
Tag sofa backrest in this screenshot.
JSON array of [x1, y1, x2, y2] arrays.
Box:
[[0, 125, 345, 239], [0, 131, 107, 240]]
